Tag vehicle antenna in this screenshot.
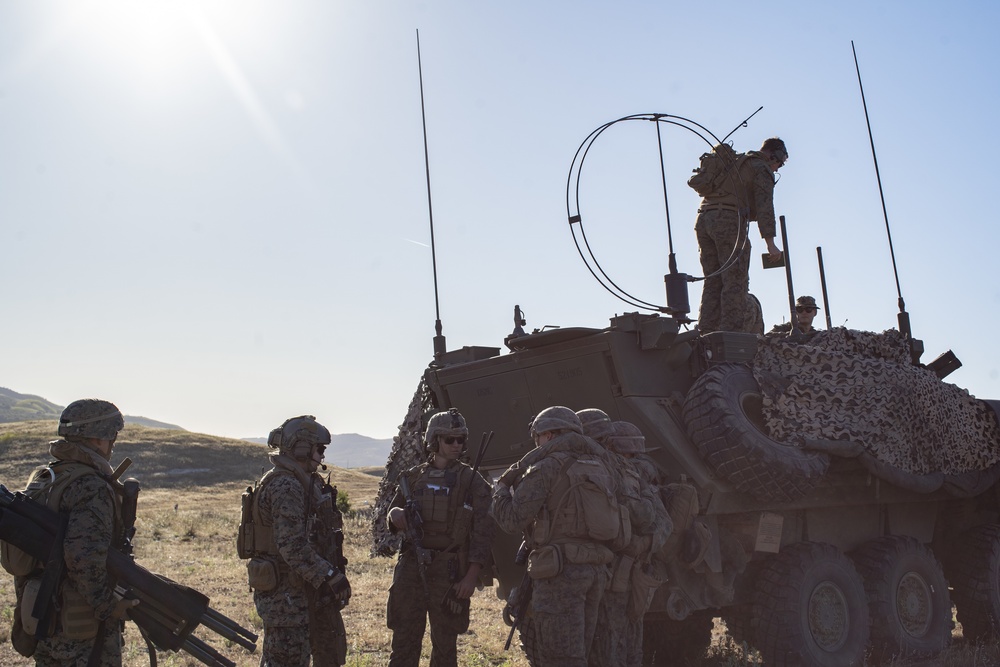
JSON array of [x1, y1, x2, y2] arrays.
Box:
[[417, 29, 447, 360], [817, 247, 833, 329], [852, 41, 915, 358], [721, 106, 763, 144]]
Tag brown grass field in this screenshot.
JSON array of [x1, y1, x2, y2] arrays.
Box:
[[1, 421, 999, 666]]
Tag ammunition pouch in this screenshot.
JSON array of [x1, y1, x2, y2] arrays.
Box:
[[527, 545, 562, 580], [609, 553, 635, 594], [1, 540, 37, 577], [60, 583, 99, 640], [246, 557, 279, 592], [627, 560, 665, 621], [561, 542, 614, 566], [20, 577, 54, 639]]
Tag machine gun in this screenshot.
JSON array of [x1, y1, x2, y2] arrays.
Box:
[[503, 541, 532, 651], [0, 484, 258, 667], [397, 474, 433, 597]]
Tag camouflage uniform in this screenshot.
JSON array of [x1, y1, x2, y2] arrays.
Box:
[[577, 418, 670, 667], [492, 431, 613, 667], [8, 399, 128, 667], [695, 150, 778, 333], [252, 455, 348, 667], [22, 441, 125, 667], [386, 459, 494, 667]]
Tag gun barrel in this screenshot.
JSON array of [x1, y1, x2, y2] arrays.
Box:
[[182, 634, 237, 667], [202, 607, 259, 652]]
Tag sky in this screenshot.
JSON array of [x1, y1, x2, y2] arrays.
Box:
[[2, 1, 999, 440]]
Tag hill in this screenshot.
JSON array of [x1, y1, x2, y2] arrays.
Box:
[[0, 420, 382, 502], [0, 387, 184, 430]]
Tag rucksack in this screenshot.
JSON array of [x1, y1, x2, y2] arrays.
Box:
[[687, 143, 747, 197], [0, 462, 97, 577], [533, 454, 631, 551]]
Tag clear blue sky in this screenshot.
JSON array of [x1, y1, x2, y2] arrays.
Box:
[[2, 1, 998, 440]]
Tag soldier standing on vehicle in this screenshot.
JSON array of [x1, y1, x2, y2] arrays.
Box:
[[385, 408, 494, 667], [492, 406, 622, 667], [246, 415, 350, 666], [6, 399, 137, 666], [691, 137, 788, 334], [768, 295, 820, 340]]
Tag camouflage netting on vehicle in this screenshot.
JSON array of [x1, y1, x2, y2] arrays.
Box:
[[754, 327, 1000, 479], [370, 375, 436, 557]]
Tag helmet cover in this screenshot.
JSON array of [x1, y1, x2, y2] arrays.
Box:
[[58, 399, 125, 440]]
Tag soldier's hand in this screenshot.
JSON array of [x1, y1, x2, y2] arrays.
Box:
[[441, 585, 470, 616], [111, 597, 140, 621], [325, 571, 352, 605], [498, 464, 522, 487]]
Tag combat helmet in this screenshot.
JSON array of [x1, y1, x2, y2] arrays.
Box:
[[530, 406, 583, 437], [58, 399, 125, 441], [577, 408, 615, 444], [608, 421, 646, 455], [267, 415, 331, 460], [424, 408, 469, 452]]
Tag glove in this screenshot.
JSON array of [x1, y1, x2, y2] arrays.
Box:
[[110, 597, 140, 621], [325, 571, 352, 604], [498, 464, 522, 488]]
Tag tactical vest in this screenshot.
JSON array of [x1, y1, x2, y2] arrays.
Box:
[[529, 452, 630, 551], [2, 461, 123, 642], [238, 468, 343, 560], [405, 463, 475, 551], [1, 462, 121, 576]]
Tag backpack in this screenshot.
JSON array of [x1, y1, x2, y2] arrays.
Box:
[[687, 143, 747, 197], [0, 462, 97, 577], [533, 455, 631, 551]]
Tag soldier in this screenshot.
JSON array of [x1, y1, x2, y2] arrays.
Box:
[[492, 406, 620, 667], [692, 137, 788, 333], [385, 408, 494, 667], [577, 411, 669, 667], [768, 295, 820, 340], [607, 421, 672, 667], [248, 415, 350, 667], [9, 399, 137, 666]]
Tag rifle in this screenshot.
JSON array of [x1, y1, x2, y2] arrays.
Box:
[[503, 541, 533, 650], [307, 477, 349, 666], [0, 484, 258, 667], [464, 431, 494, 511], [396, 475, 432, 597]]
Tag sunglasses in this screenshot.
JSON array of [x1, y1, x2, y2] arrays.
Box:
[[795, 306, 816, 313], [443, 436, 466, 445]]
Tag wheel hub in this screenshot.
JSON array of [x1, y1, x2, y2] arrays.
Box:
[[897, 571, 932, 638], [808, 581, 850, 651]]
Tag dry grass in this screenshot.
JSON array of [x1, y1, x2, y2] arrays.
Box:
[[1, 421, 999, 665]]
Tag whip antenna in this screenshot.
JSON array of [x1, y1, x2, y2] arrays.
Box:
[[852, 41, 914, 355], [417, 29, 446, 360]]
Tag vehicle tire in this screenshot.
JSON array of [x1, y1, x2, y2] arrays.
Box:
[[754, 542, 870, 667], [851, 536, 952, 660], [948, 523, 1000, 641], [641, 610, 714, 666], [682, 363, 829, 502]]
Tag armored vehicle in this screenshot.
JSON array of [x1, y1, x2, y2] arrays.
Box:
[[374, 114, 1000, 666]]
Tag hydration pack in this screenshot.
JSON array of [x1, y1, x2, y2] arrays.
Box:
[[532, 454, 631, 551], [0, 462, 97, 577], [687, 143, 747, 197]]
